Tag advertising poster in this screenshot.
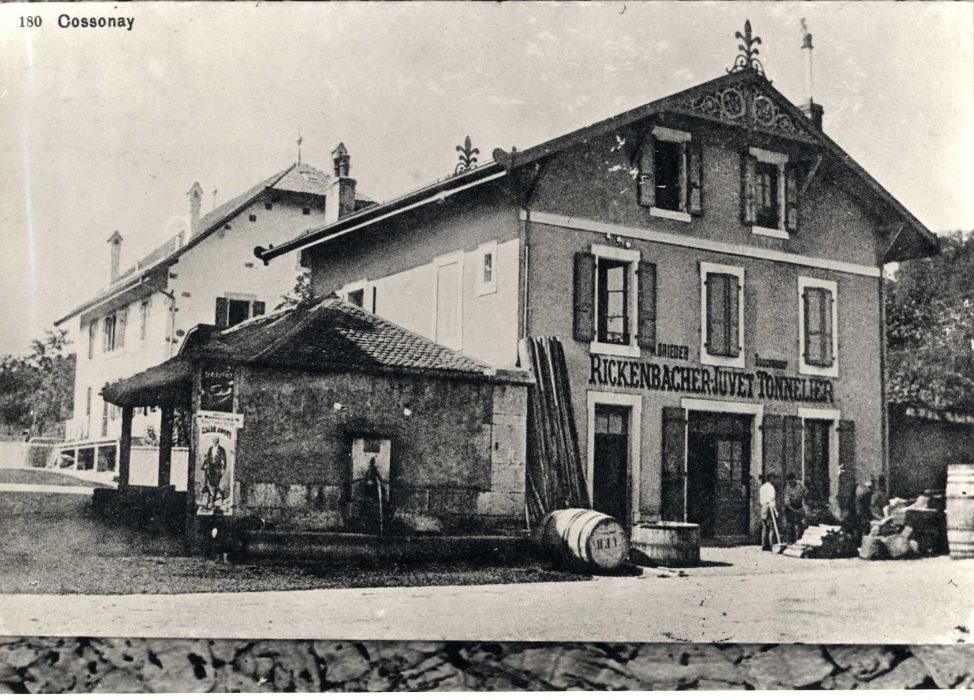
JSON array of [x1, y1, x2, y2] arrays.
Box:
[[200, 366, 234, 413], [194, 413, 238, 515]]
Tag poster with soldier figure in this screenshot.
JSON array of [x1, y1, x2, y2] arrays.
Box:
[[195, 413, 238, 515]]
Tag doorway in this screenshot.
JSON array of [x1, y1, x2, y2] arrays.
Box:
[[803, 419, 831, 514], [687, 411, 752, 540], [592, 404, 631, 526]]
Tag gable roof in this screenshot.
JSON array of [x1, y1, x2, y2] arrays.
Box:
[[56, 161, 374, 326], [257, 70, 937, 265], [101, 296, 528, 407]]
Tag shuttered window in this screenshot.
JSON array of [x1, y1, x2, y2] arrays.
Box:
[[799, 277, 838, 375], [803, 287, 834, 367], [638, 126, 701, 218], [215, 297, 264, 329], [743, 147, 798, 236], [705, 272, 740, 358], [575, 246, 655, 356]]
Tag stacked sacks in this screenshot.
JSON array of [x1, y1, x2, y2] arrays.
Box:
[[859, 490, 948, 560]]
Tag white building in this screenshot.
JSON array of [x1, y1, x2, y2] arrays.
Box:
[[53, 146, 372, 485]]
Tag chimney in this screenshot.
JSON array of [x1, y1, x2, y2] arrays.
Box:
[[188, 181, 203, 237], [325, 143, 357, 222], [800, 19, 825, 131], [107, 230, 123, 284]]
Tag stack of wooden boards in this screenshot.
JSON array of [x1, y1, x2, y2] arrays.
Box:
[[778, 525, 858, 559]]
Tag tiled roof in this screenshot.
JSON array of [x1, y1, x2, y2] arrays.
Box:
[[195, 296, 493, 376]]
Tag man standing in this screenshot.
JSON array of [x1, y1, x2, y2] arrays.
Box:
[[759, 474, 778, 551], [202, 435, 228, 509], [783, 472, 808, 544]]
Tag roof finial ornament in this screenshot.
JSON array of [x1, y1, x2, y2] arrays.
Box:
[[728, 19, 765, 76], [297, 129, 303, 164], [454, 136, 480, 174]]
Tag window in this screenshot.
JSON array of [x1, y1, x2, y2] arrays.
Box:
[[88, 322, 97, 359], [302, 207, 311, 216], [700, 262, 744, 368], [598, 259, 629, 344], [433, 252, 463, 349], [573, 244, 654, 359], [742, 147, 799, 238], [264, 201, 273, 210], [798, 277, 838, 376], [102, 314, 117, 353], [249, 214, 257, 222], [346, 289, 365, 308], [139, 299, 151, 341], [637, 126, 702, 222], [476, 241, 498, 296], [214, 297, 265, 329]]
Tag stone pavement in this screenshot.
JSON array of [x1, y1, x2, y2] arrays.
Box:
[[1, 548, 971, 644]]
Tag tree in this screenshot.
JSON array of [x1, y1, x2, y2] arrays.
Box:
[[276, 270, 315, 311], [0, 329, 75, 439], [886, 231, 974, 413]]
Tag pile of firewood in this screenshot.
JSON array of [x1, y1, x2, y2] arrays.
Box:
[[778, 524, 859, 559], [859, 491, 947, 560]]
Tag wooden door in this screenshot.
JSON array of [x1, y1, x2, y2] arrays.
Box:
[[593, 405, 630, 526]]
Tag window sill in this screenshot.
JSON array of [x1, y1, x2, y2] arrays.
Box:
[[476, 286, 497, 298], [798, 361, 839, 378], [650, 207, 692, 223], [590, 341, 641, 359], [751, 225, 790, 240], [700, 350, 746, 369]]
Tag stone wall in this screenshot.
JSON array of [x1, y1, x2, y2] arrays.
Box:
[[229, 366, 527, 533]]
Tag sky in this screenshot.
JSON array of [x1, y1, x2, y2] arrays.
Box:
[[0, 1, 971, 356]]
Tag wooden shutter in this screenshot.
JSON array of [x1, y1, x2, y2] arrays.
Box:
[[214, 297, 229, 329], [837, 419, 857, 515], [573, 253, 596, 342], [688, 141, 704, 215], [637, 135, 656, 207], [822, 289, 834, 366], [727, 275, 741, 358], [762, 414, 785, 509], [661, 406, 687, 522], [783, 415, 803, 482], [117, 309, 127, 349], [704, 273, 721, 355], [740, 151, 758, 225], [802, 287, 815, 364], [252, 300, 266, 317], [784, 162, 800, 234], [637, 261, 657, 350]]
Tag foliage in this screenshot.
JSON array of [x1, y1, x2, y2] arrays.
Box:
[[0, 329, 76, 439], [886, 231, 974, 413], [276, 270, 315, 311]]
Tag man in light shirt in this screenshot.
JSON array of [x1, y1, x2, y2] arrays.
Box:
[[759, 474, 778, 551]]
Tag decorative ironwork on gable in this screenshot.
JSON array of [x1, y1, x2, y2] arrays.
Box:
[[455, 136, 480, 174], [728, 20, 765, 76], [670, 78, 816, 142]]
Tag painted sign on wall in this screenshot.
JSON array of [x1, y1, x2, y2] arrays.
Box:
[[195, 412, 238, 515], [589, 354, 834, 404], [200, 366, 234, 413]]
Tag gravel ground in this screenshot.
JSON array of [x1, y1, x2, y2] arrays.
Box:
[[0, 488, 588, 595]]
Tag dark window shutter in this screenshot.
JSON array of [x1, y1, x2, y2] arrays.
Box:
[[784, 162, 800, 234], [214, 297, 229, 328], [637, 135, 656, 207], [117, 309, 127, 349], [802, 288, 814, 363], [637, 261, 657, 350], [688, 141, 704, 215], [728, 276, 741, 357], [837, 420, 857, 515], [661, 406, 687, 521], [252, 300, 266, 317], [783, 415, 803, 484], [573, 252, 596, 342], [704, 273, 719, 355], [761, 414, 784, 485], [740, 151, 757, 225], [822, 289, 834, 366]]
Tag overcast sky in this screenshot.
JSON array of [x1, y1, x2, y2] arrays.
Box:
[[1, 1, 971, 356]]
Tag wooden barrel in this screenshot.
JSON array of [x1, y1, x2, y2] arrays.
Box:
[[946, 464, 974, 559], [539, 508, 629, 572], [631, 522, 700, 566]]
